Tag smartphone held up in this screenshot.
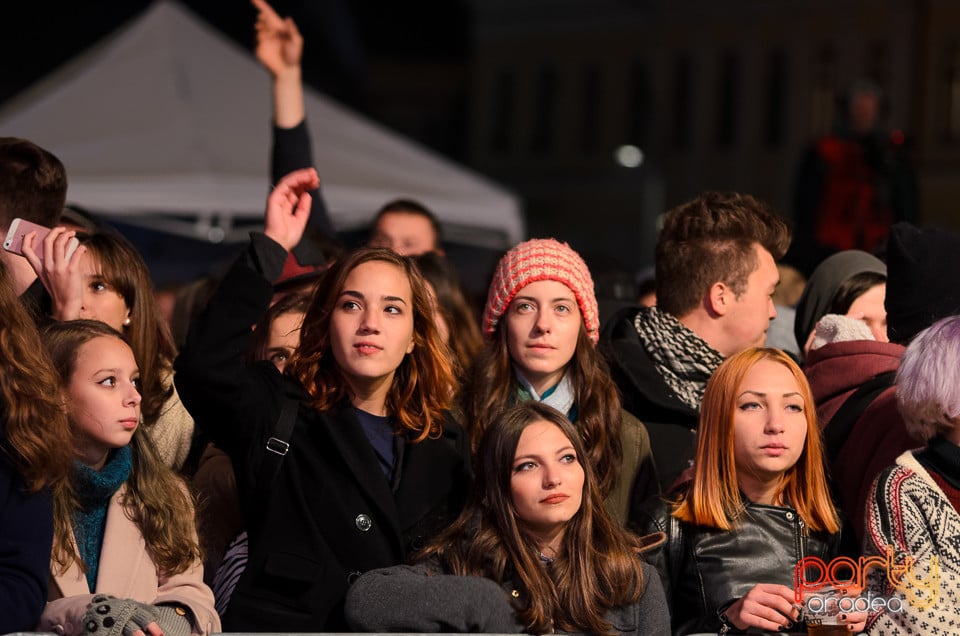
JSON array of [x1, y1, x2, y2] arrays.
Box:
[[3, 218, 79, 262]]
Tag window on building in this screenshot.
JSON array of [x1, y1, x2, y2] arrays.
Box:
[[531, 64, 558, 154], [579, 65, 602, 154], [489, 68, 516, 155], [672, 55, 693, 149], [940, 40, 960, 143], [865, 40, 890, 90], [627, 61, 652, 149], [764, 48, 787, 148], [715, 51, 740, 148], [811, 44, 837, 136]]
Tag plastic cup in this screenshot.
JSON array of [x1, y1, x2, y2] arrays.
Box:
[[801, 584, 848, 636]]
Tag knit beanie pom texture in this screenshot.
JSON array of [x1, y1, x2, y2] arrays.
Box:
[[482, 238, 599, 344]]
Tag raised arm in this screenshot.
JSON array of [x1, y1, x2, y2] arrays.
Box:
[[174, 169, 318, 459], [253, 0, 334, 239], [253, 0, 303, 128], [264, 167, 318, 251]]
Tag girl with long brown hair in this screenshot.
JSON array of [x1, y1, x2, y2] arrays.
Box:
[[461, 238, 657, 524], [636, 348, 864, 635], [38, 320, 218, 636], [174, 168, 470, 631], [345, 401, 669, 635], [0, 261, 73, 632], [24, 227, 194, 469]]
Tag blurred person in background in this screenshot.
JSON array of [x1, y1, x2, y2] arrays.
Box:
[[413, 251, 482, 382], [793, 79, 917, 273]]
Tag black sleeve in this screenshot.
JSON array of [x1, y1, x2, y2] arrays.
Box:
[[174, 236, 290, 465], [631, 496, 676, 615], [272, 120, 335, 239], [0, 455, 52, 632], [628, 453, 661, 524]]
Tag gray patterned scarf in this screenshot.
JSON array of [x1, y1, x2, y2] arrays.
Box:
[[633, 306, 724, 410]]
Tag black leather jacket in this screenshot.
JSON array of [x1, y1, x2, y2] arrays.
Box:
[[635, 495, 842, 635]]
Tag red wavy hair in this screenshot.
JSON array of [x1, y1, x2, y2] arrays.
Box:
[[673, 347, 840, 532]]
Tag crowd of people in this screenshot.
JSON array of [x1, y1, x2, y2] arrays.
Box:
[[1, 2, 958, 636]]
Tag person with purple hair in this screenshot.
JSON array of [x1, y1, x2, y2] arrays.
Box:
[[863, 314, 960, 634]]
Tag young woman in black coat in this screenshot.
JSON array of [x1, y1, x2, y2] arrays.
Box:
[[174, 168, 470, 631]]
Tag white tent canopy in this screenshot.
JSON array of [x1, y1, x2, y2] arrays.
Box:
[[0, 1, 523, 248]]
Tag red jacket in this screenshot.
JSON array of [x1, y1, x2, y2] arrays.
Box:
[[804, 340, 920, 543]]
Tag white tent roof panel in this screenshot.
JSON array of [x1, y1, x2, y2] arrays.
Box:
[[0, 0, 523, 247]]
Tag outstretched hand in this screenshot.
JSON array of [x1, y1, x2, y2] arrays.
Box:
[[253, 0, 303, 78], [264, 167, 319, 251]]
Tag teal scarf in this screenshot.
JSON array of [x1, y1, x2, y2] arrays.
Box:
[[71, 445, 132, 590]]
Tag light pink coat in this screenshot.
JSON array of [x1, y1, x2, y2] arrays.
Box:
[[38, 485, 220, 636]]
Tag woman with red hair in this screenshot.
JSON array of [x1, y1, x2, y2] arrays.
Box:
[[636, 348, 864, 635]]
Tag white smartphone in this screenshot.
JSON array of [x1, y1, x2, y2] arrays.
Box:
[[3, 218, 80, 262]]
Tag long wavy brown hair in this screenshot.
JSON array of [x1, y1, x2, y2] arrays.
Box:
[[286, 247, 457, 442], [44, 320, 201, 576], [673, 347, 840, 532], [417, 402, 646, 636], [80, 231, 178, 429], [0, 261, 73, 492], [461, 321, 623, 497], [412, 252, 483, 382]]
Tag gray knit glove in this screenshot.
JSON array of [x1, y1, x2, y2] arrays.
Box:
[[81, 596, 157, 636], [153, 605, 193, 636], [81, 596, 192, 636]]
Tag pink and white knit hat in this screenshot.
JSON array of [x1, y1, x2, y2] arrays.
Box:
[[482, 238, 600, 344]]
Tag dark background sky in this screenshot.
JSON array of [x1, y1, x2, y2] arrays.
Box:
[[1, 0, 485, 285], [2, 0, 470, 148]]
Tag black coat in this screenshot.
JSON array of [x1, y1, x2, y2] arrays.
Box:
[[0, 426, 53, 632], [599, 307, 699, 493], [174, 244, 471, 632]]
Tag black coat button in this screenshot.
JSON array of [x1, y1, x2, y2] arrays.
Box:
[[355, 513, 372, 532]]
